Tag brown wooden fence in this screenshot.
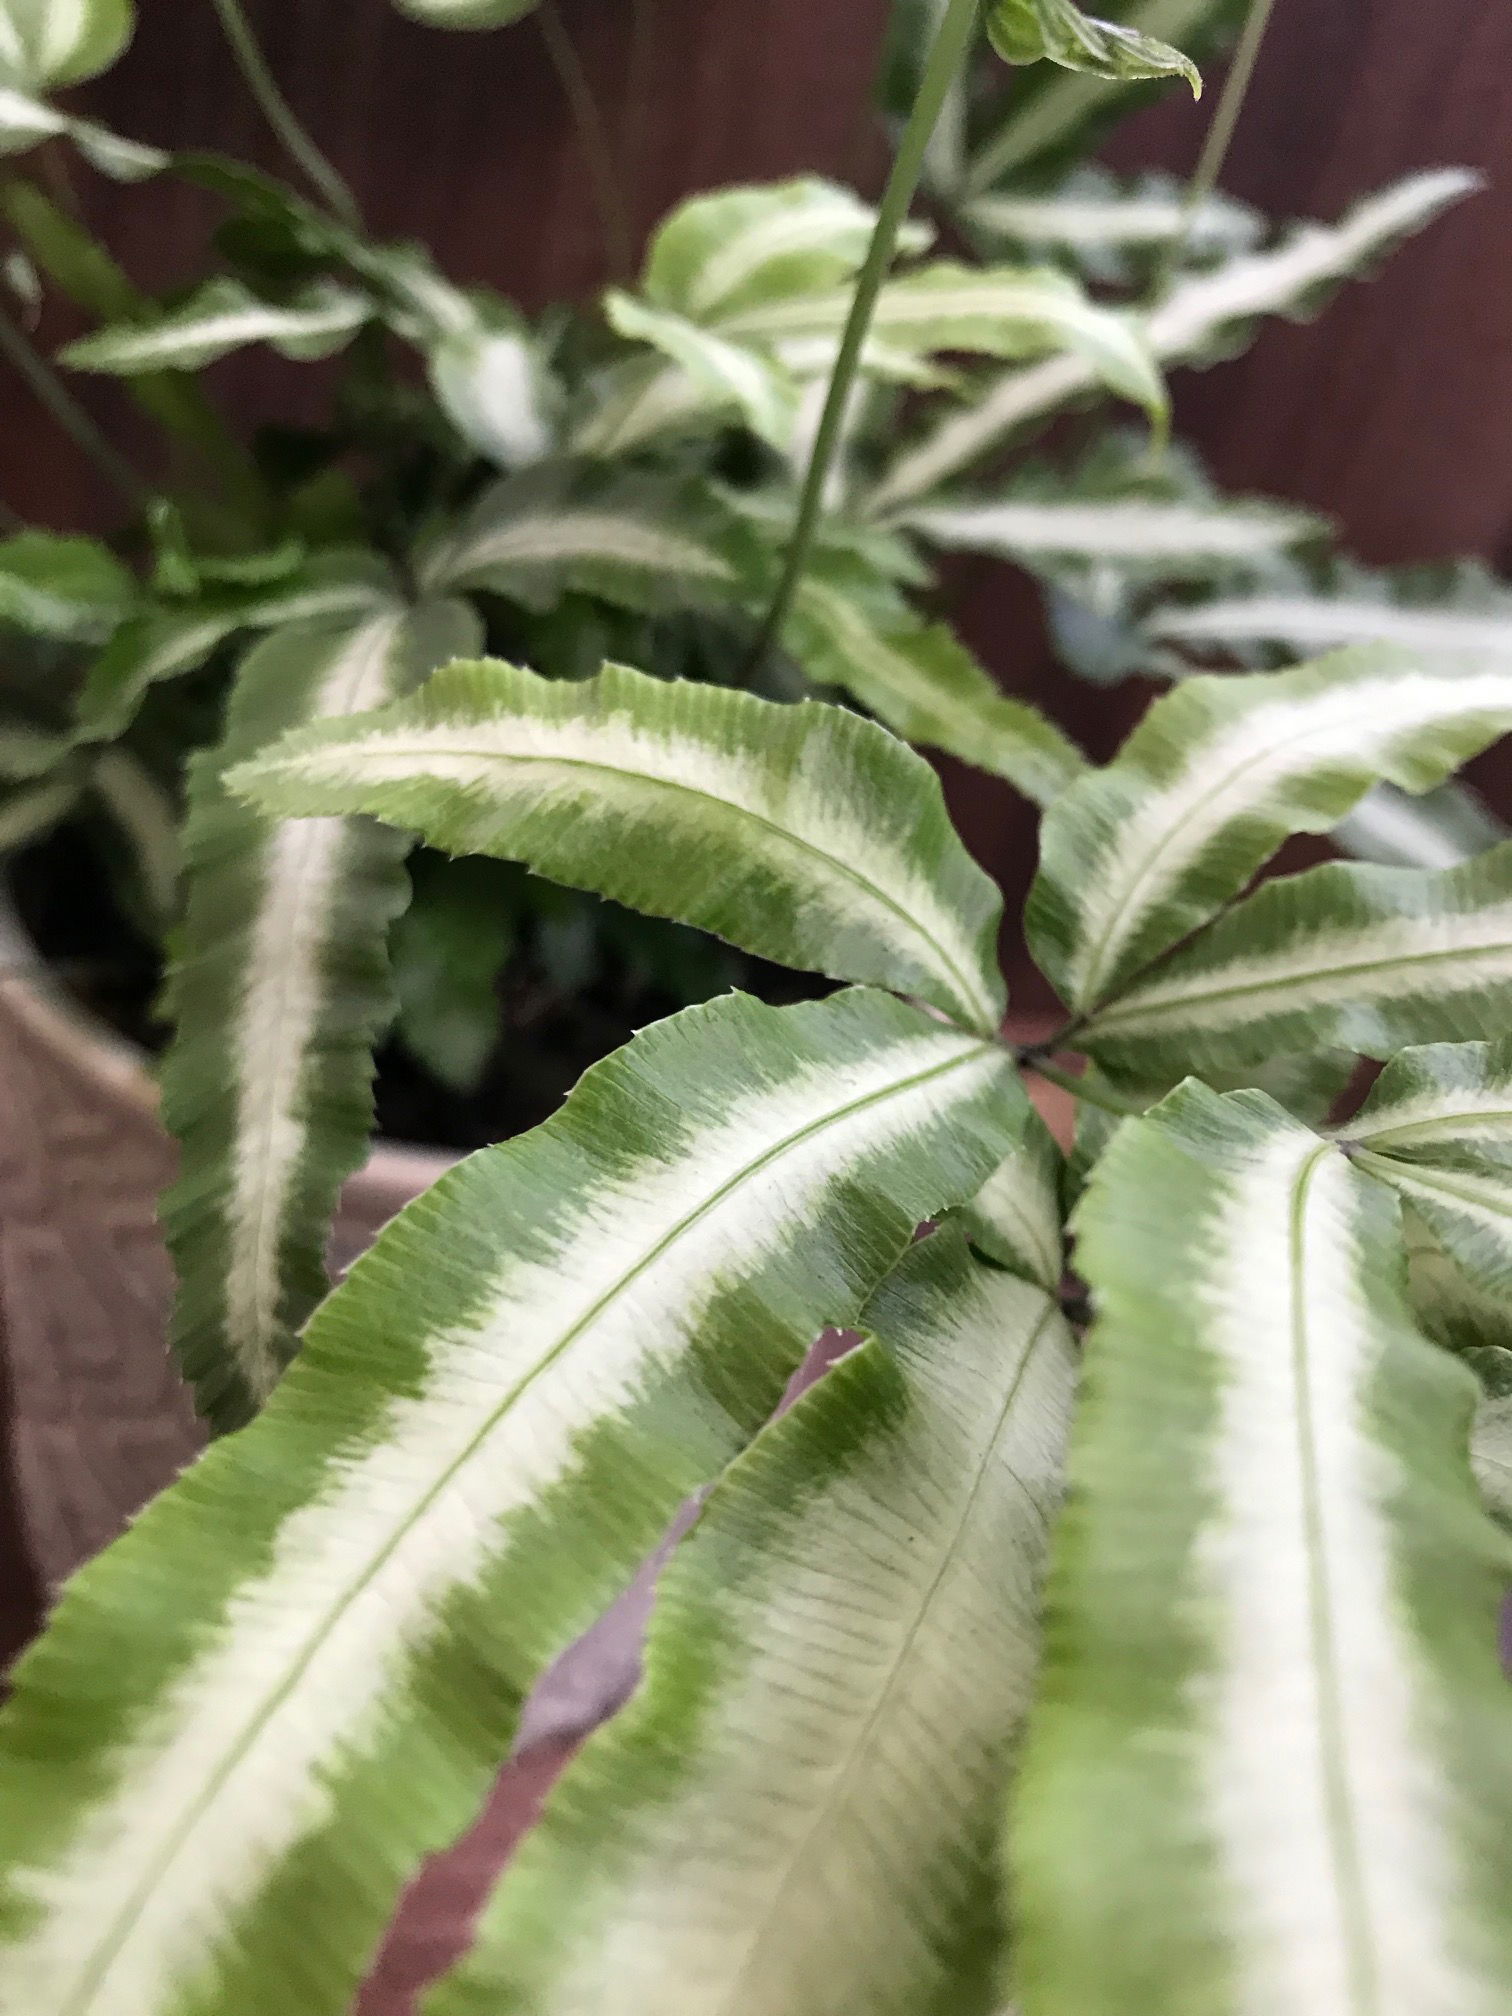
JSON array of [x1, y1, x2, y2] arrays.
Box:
[[9, 0, 1512, 886]]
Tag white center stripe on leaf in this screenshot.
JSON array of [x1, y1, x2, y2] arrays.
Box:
[[5, 1020, 1008, 2016], [224, 616, 408, 1388], [252, 714, 998, 1031], [1150, 597, 1512, 656], [1067, 666, 1512, 1010], [1201, 1136, 1474, 2016], [907, 500, 1312, 561], [429, 513, 733, 586], [870, 171, 1476, 511], [1341, 1045, 1512, 1154], [1090, 899, 1512, 1041], [687, 200, 871, 318]]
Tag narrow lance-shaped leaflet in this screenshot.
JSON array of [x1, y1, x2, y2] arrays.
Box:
[[783, 570, 1087, 809], [870, 170, 1477, 513], [1009, 1080, 1512, 2016], [1335, 1039, 1512, 1338], [231, 657, 1009, 1035], [417, 463, 740, 615], [431, 1227, 1075, 2016], [160, 599, 481, 1428], [1078, 839, 1512, 1080], [0, 986, 1025, 2016], [983, 0, 1200, 91], [1027, 645, 1512, 1014], [966, 0, 1240, 190]]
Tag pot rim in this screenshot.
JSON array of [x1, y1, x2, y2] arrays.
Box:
[[0, 887, 454, 1197]]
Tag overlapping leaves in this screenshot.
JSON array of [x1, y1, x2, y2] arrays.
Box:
[[0, 989, 1022, 2016], [1012, 1082, 1512, 2014], [232, 656, 1010, 1034], [434, 1227, 1074, 2016]]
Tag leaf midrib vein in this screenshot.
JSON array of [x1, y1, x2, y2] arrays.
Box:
[[1086, 933, 1512, 1038], [1074, 695, 1413, 1009]]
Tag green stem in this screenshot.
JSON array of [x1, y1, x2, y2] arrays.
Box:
[[537, 0, 634, 282], [748, 0, 981, 672], [209, 0, 362, 229], [0, 301, 150, 513], [1023, 1054, 1147, 1117], [1156, 0, 1277, 291]]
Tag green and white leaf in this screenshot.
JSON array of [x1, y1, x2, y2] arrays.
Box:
[[967, 0, 1242, 189], [569, 352, 720, 457], [984, 0, 1200, 93], [1147, 557, 1512, 668], [399, 279, 557, 468], [75, 550, 397, 742], [433, 1225, 1074, 2016], [0, 720, 73, 781], [0, 0, 132, 88], [957, 1106, 1065, 1290], [428, 320, 554, 465], [1010, 1079, 1512, 2016], [1400, 1207, 1512, 1361], [90, 745, 180, 926], [0, 986, 1022, 2016], [0, 83, 162, 178], [604, 290, 800, 449], [418, 462, 739, 613], [786, 566, 1086, 807], [1028, 645, 1512, 1013], [1078, 839, 1512, 1078], [1341, 1039, 1512, 1330], [161, 599, 480, 1428], [230, 656, 1008, 1034], [1332, 781, 1505, 872], [0, 765, 83, 853], [904, 489, 1318, 576], [966, 166, 1259, 286], [1343, 1038, 1512, 1165], [900, 431, 1325, 643], [643, 177, 928, 324], [390, 0, 539, 24], [722, 261, 1166, 420], [60, 276, 372, 375], [0, 529, 136, 642], [872, 170, 1477, 510]]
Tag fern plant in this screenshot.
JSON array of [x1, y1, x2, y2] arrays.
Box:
[[2, 3, 1512, 2013]]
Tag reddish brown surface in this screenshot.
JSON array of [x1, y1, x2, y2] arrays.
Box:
[[356, 1739, 578, 2014]]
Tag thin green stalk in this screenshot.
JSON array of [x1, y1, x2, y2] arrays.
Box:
[[1155, 0, 1277, 292], [209, 0, 362, 229], [0, 301, 149, 512], [537, 0, 634, 281], [1023, 1054, 1147, 1118], [747, 0, 981, 673]]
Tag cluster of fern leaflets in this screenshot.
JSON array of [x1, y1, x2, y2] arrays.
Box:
[[3, 2, 1512, 2013]]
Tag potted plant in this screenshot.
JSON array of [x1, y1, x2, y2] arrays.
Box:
[[1, 0, 1496, 1603], [4, 0, 1512, 2011]]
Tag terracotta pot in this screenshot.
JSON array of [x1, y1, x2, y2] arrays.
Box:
[[0, 899, 452, 1598]]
